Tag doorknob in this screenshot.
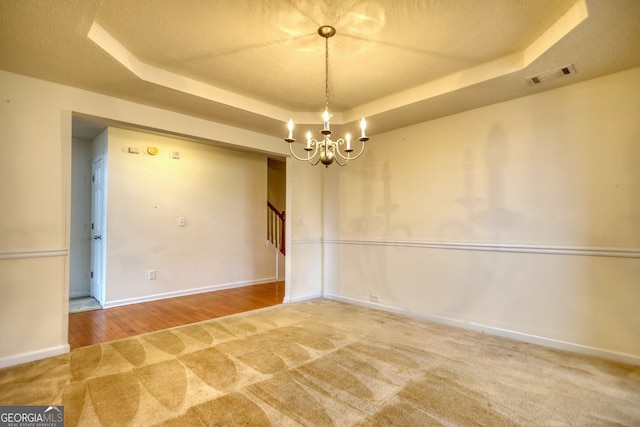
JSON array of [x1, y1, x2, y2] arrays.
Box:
[[93, 235, 102, 240]]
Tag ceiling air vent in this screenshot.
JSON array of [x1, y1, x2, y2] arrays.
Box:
[[526, 64, 577, 86]]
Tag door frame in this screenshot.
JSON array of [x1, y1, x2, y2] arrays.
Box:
[[91, 155, 106, 306]]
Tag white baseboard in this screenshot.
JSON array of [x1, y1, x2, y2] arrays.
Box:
[[0, 344, 70, 369], [103, 278, 277, 309], [283, 292, 322, 304], [323, 293, 640, 366]]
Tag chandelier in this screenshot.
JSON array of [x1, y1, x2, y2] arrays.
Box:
[[285, 26, 369, 167]]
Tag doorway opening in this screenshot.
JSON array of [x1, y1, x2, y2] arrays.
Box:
[[69, 122, 106, 313], [68, 115, 287, 345]]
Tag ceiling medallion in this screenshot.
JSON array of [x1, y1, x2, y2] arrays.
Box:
[[285, 25, 369, 167]]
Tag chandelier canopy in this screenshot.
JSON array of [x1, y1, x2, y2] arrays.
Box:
[[285, 26, 369, 167]]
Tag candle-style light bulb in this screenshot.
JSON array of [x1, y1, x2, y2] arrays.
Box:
[[346, 133, 351, 151], [323, 109, 330, 131], [360, 117, 367, 138], [306, 131, 312, 149], [287, 119, 294, 139]]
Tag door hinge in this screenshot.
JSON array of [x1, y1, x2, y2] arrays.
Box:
[[90, 271, 94, 278]]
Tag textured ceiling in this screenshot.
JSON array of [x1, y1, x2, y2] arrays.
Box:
[[1, 0, 639, 140]]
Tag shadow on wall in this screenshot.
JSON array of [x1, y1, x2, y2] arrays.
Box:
[[472, 125, 526, 232], [349, 153, 412, 295], [377, 162, 400, 230], [438, 124, 526, 243], [348, 151, 379, 237], [436, 124, 526, 316]]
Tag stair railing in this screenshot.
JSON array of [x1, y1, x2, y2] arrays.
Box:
[[267, 202, 285, 255]]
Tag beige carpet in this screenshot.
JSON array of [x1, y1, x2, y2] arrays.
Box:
[[1, 299, 639, 426]]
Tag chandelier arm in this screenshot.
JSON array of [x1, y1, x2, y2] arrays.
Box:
[[334, 140, 366, 161], [333, 155, 348, 166], [309, 157, 322, 166], [288, 141, 319, 162]]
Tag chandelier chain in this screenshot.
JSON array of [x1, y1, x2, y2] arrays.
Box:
[[325, 35, 329, 111]]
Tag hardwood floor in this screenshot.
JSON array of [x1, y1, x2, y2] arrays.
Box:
[[68, 282, 285, 350]]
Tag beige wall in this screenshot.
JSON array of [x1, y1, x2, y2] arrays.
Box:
[[1, 66, 638, 367], [286, 159, 324, 301], [0, 70, 320, 368], [102, 128, 273, 305], [322, 67, 640, 364], [0, 75, 71, 366]]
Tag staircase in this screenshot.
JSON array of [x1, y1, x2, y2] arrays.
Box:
[[267, 202, 285, 255]]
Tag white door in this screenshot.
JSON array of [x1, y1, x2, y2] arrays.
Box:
[[91, 157, 105, 306]]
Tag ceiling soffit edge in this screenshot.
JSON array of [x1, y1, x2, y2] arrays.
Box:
[[87, 1, 587, 128], [346, 0, 589, 122], [87, 21, 291, 122]]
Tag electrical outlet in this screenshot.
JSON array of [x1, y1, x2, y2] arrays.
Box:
[[147, 270, 156, 280], [370, 294, 380, 303]]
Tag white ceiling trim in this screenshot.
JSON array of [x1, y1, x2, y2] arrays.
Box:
[[345, 0, 589, 123], [88, 20, 348, 127], [86, 1, 588, 128], [87, 21, 292, 122], [3, 0, 638, 138], [522, 0, 588, 67]]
